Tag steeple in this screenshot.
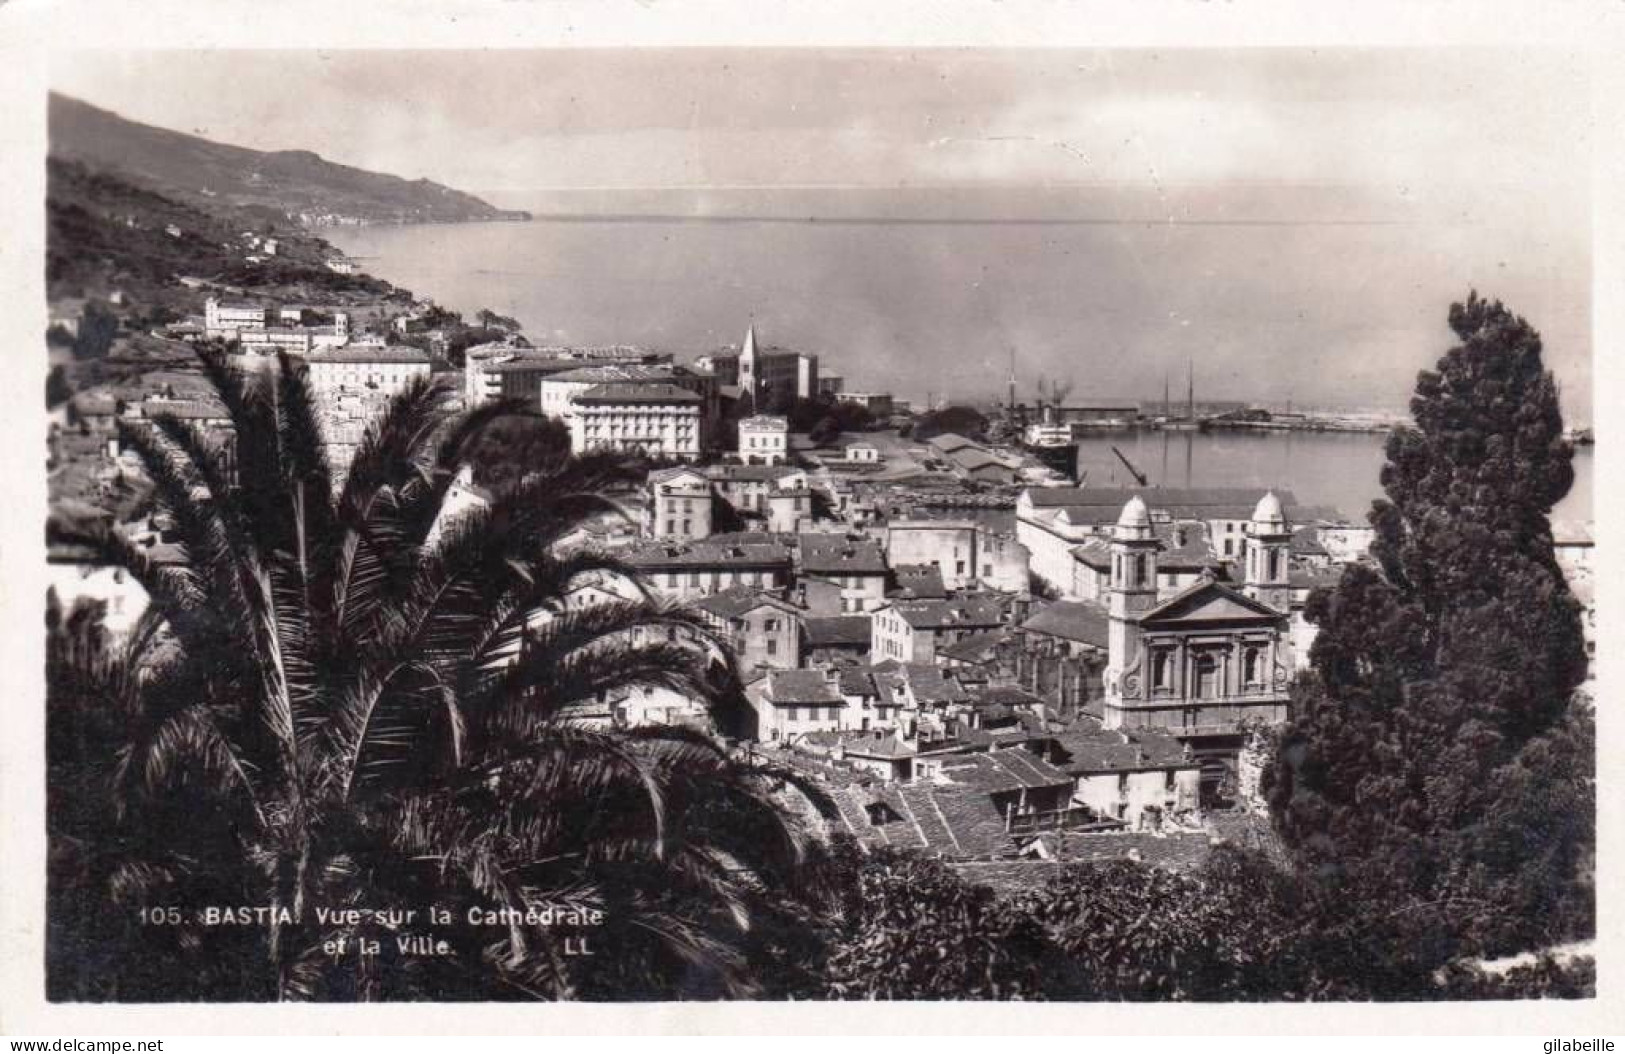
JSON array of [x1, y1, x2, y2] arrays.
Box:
[[1243, 491, 1291, 612], [1107, 496, 1159, 618], [1104, 495, 1161, 730], [739, 324, 758, 393]]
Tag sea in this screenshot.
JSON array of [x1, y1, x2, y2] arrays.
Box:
[[1072, 430, 1592, 527], [329, 196, 1593, 528]]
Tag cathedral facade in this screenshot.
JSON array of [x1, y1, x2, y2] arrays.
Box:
[[1102, 493, 1295, 796]]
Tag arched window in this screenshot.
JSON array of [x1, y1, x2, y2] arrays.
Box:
[[1243, 646, 1262, 687]]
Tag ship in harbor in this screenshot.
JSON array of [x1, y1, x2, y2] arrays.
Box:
[[1153, 361, 1207, 431], [996, 358, 1146, 481], [1019, 413, 1081, 479]]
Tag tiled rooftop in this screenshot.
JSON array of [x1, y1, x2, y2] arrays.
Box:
[[803, 615, 873, 648], [884, 594, 1005, 630], [1019, 600, 1110, 649], [306, 344, 431, 365], [798, 534, 888, 575], [763, 669, 844, 706], [1048, 726, 1193, 774], [575, 382, 701, 404]]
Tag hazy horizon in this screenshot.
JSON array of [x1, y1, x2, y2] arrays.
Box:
[[56, 48, 1594, 420]]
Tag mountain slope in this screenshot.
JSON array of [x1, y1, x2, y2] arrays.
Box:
[[49, 93, 529, 226]]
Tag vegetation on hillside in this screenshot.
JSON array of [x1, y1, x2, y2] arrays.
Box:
[[51, 93, 530, 226]]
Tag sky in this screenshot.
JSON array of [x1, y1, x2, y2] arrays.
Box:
[[53, 48, 1594, 415]]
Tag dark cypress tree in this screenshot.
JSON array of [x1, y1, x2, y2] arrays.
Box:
[[1268, 292, 1591, 966]]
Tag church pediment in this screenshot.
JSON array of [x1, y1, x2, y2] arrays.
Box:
[[1139, 581, 1282, 625]]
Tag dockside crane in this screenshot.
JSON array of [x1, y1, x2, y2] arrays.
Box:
[[1111, 445, 1149, 487]]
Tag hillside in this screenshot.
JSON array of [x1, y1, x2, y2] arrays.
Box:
[[49, 93, 530, 227], [47, 157, 404, 312]]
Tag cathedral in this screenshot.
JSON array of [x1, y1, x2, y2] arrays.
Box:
[[1102, 492, 1295, 794]]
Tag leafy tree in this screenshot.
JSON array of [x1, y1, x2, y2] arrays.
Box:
[[475, 308, 522, 331], [912, 405, 988, 443], [1269, 292, 1591, 965], [1434, 954, 1596, 1000], [46, 365, 74, 408], [463, 412, 573, 490], [1014, 847, 1309, 1000], [48, 349, 816, 1000], [807, 415, 841, 447], [821, 847, 1056, 999], [72, 301, 121, 361], [44, 590, 160, 1000]]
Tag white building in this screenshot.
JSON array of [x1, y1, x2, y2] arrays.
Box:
[[570, 383, 704, 461], [305, 343, 433, 400], [647, 466, 714, 540], [204, 297, 269, 338], [747, 668, 848, 743], [425, 465, 494, 547], [540, 364, 701, 423], [238, 323, 350, 356], [47, 547, 162, 639], [834, 391, 895, 417], [463, 342, 533, 405], [737, 414, 789, 465], [1017, 486, 1302, 597]]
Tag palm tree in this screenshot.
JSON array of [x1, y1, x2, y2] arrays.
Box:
[[49, 349, 823, 1001]]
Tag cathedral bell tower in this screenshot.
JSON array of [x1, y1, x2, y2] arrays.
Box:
[[1104, 495, 1160, 728], [1243, 491, 1292, 613]]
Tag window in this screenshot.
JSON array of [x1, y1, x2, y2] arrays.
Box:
[[1165, 769, 1178, 791], [956, 560, 966, 575], [765, 618, 780, 632], [1152, 650, 1172, 691], [1117, 772, 1129, 794], [766, 639, 778, 657], [1243, 646, 1263, 687], [1195, 653, 1220, 699]]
